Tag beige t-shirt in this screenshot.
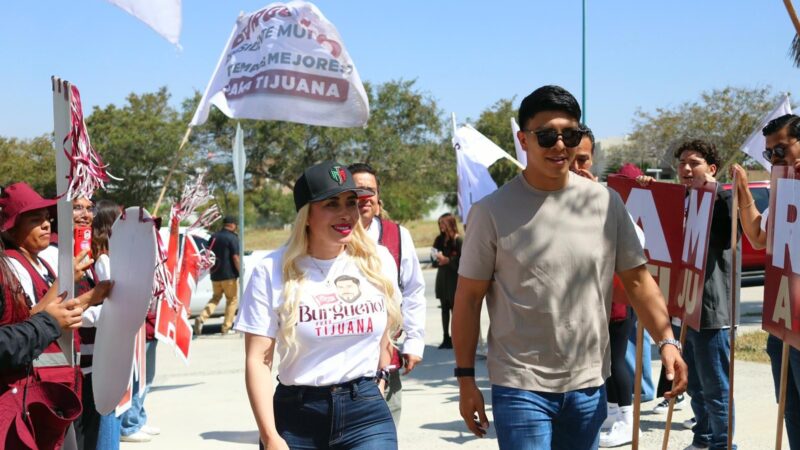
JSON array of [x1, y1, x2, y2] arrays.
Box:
[[459, 173, 646, 393]]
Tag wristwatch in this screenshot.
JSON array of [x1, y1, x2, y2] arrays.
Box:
[[454, 367, 475, 378], [657, 338, 682, 354]]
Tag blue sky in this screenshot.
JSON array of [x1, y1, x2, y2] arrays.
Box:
[[2, 1, 799, 140]]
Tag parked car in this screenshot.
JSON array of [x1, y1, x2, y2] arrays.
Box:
[[158, 227, 271, 317], [722, 181, 769, 275]]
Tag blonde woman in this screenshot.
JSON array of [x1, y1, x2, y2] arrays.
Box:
[[235, 161, 402, 450]]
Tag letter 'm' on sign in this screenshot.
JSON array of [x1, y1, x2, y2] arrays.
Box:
[[682, 190, 713, 270], [627, 188, 671, 263], [772, 178, 800, 275]]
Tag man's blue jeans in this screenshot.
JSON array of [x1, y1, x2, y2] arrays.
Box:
[[684, 328, 736, 449], [272, 377, 397, 449], [766, 334, 800, 449], [491, 384, 605, 450], [121, 340, 157, 436]]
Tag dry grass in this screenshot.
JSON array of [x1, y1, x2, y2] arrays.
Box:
[[242, 219, 440, 252], [735, 330, 770, 363]]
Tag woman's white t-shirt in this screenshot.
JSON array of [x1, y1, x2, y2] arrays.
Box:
[[234, 246, 398, 386]]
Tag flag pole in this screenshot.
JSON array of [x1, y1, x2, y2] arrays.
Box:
[[783, 0, 800, 36], [776, 342, 790, 450], [662, 321, 688, 450], [727, 173, 739, 450], [632, 320, 643, 450], [154, 125, 193, 216], [581, 0, 587, 125]]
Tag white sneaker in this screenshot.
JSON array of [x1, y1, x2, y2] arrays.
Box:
[[141, 424, 161, 435], [599, 421, 638, 447], [601, 413, 616, 431], [680, 417, 696, 430], [121, 431, 153, 442]]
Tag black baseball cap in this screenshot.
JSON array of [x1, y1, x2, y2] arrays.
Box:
[[293, 161, 374, 211]]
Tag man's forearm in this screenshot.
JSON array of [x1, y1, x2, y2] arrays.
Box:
[[452, 294, 482, 370]]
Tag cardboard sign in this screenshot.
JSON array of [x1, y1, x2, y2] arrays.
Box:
[[676, 182, 718, 331], [155, 300, 192, 363], [763, 166, 800, 349], [607, 176, 686, 312]]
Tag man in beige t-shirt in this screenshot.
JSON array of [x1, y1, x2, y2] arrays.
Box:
[[452, 85, 687, 450]]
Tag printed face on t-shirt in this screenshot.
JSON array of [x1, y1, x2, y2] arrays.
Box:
[[334, 275, 362, 303]]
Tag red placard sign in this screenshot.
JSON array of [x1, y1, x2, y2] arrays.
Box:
[[676, 182, 717, 331], [607, 176, 686, 312], [763, 166, 800, 349]]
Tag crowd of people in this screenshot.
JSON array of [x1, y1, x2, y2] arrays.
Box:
[[2, 83, 800, 450]]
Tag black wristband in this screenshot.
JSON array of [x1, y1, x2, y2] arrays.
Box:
[[454, 367, 475, 378]]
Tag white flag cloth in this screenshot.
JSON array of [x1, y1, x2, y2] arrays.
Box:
[[510, 117, 527, 168], [740, 94, 792, 170], [106, 0, 182, 45], [453, 125, 508, 222], [190, 1, 369, 128]]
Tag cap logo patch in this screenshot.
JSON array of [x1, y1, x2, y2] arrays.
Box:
[[329, 166, 347, 185]]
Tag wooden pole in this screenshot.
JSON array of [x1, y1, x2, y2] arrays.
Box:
[[632, 321, 644, 450], [727, 173, 739, 450], [662, 321, 689, 450], [776, 342, 790, 450], [784, 0, 800, 36], [153, 126, 193, 216]]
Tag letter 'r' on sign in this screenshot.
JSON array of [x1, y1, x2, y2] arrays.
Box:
[[772, 178, 800, 275]]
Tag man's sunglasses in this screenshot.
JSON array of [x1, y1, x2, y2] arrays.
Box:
[[763, 139, 797, 162], [525, 128, 585, 148]]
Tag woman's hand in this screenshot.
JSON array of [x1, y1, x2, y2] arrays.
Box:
[[635, 175, 655, 187], [74, 249, 94, 280], [76, 280, 114, 308], [436, 253, 449, 266], [378, 378, 387, 396], [263, 435, 290, 450], [40, 291, 83, 330]]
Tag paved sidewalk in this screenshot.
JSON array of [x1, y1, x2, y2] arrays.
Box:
[[122, 276, 786, 449]]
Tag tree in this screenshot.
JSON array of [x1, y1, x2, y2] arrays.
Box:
[[191, 79, 450, 222], [86, 87, 197, 210], [604, 86, 780, 181], [471, 98, 521, 187], [0, 136, 56, 195]]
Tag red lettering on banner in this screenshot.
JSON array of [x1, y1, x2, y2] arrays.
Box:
[[763, 168, 800, 349], [226, 70, 348, 102], [232, 6, 292, 48]]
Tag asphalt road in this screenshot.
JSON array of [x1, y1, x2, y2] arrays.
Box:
[[123, 269, 786, 449]]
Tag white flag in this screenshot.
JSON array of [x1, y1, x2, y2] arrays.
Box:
[[510, 117, 527, 168], [453, 125, 508, 222], [190, 1, 369, 128], [740, 94, 792, 170], [106, 0, 182, 46]]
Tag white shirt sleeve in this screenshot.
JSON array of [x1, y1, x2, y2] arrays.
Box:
[[398, 225, 426, 358], [7, 258, 36, 305], [234, 250, 283, 337], [761, 207, 770, 232], [81, 254, 111, 328]]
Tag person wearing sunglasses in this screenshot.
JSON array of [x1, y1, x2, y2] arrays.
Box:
[[730, 113, 800, 450], [452, 85, 687, 449]]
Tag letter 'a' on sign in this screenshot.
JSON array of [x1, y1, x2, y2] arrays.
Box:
[[190, 1, 369, 128], [606, 175, 686, 317], [763, 166, 800, 348]]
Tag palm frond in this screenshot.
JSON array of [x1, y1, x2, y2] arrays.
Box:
[[791, 34, 800, 68]]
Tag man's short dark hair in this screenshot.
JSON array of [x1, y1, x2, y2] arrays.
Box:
[[580, 125, 595, 154], [334, 275, 360, 286], [518, 85, 582, 128], [673, 139, 720, 167], [763, 113, 800, 139], [347, 163, 380, 195]]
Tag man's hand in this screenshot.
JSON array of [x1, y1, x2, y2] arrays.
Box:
[[262, 435, 290, 450], [40, 290, 82, 330], [660, 344, 688, 399], [458, 379, 489, 437], [635, 175, 655, 187], [691, 172, 716, 190], [402, 353, 422, 374]]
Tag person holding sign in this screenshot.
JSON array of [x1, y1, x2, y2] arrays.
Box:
[[731, 113, 800, 449], [235, 161, 402, 449], [640, 139, 738, 450], [452, 85, 686, 449]]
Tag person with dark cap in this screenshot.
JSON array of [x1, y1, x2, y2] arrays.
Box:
[[235, 161, 402, 449], [195, 215, 241, 336]]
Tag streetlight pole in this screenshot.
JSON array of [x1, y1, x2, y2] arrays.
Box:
[[582, 0, 587, 125]]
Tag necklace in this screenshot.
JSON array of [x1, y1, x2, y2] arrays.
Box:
[[308, 256, 333, 286]]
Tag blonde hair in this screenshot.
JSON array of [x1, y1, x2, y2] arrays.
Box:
[[277, 204, 402, 354]]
